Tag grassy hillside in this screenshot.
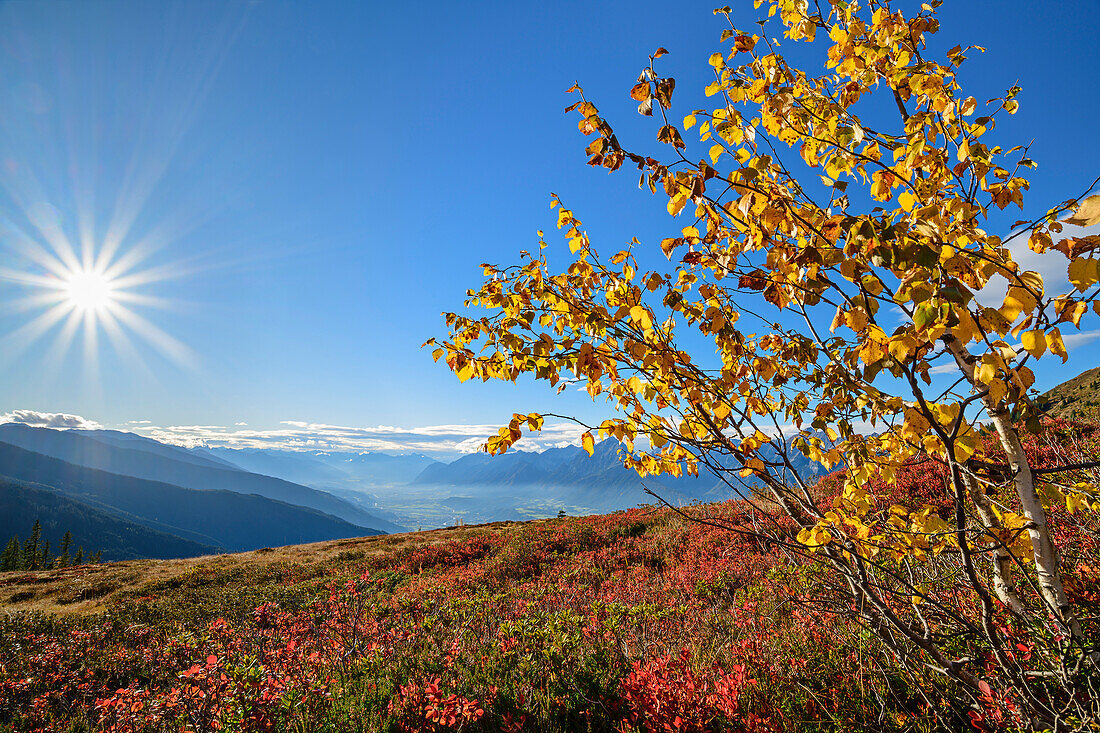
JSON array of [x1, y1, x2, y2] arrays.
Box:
[[2, 422, 1099, 732], [0, 522, 466, 616], [1038, 366, 1100, 421], [0, 506, 875, 732]]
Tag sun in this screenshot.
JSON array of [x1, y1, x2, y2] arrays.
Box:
[[0, 238, 194, 373], [64, 268, 117, 314]]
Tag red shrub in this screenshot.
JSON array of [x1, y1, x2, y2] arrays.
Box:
[[387, 677, 485, 731], [617, 649, 775, 732]]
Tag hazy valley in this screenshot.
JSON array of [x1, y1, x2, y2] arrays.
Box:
[[0, 419, 795, 560]]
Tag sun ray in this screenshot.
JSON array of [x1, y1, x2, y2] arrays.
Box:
[[0, 218, 79, 278], [0, 268, 65, 289], [108, 302, 194, 366], [38, 308, 85, 385], [80, 309, 103, 405], [98, 307, 158, 385], [1, 229, 193, 379], [0, 167, 71, 264], [0, 302, 75, 364], [108, 261, 190, 290], [110, 290, 178, 310], [0, 289, 68, 315]]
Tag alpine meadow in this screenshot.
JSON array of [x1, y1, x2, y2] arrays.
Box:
[[3, 1, 1100, 732]]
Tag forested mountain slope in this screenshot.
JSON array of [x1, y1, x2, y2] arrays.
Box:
[[0, 442, 381, 552]]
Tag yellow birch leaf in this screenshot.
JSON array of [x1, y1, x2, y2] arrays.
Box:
[[1020, 329, 1046, 358], [830, 306, 844, 333], [667, 194, 689, 217], [844, 308, 869, 331], [858, 339, 885, 365], [888, 336, 915, 362], [1068, 257, 1099, 292], [999, 287, 1037, 322], [977, 361, 996, 385], [1064, 195, 1100, 227], [987, 378, 1008, 403], [581, 431, 595, 456], [899, 190, 917, 212], [1018, 271, 1044, 296], [1048, 327, 1068, 362], [630, 305, 653, 330]]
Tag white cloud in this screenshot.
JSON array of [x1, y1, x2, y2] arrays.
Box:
[[0, 409, 103, 430], [926, 329, 1100, 376], [121, 418, 588, 456], [0, 408, 589, 455], [928, 362, 958, 375], [975, 222, 1100, 306], [1059, 329, 1100, 350]]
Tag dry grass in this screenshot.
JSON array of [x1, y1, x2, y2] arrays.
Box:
[[0, 520, 533, 617], [1040, 366, 1100, 421]]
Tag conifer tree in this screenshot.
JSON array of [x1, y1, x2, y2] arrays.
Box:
[[0, 536, 20, 571], [40, 539, 50, 569], [59, 531, 72, 568], [72, 547, 84, 566], [22, 521, 41, 571]]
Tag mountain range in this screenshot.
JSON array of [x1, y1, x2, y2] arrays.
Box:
[[197, 436, 821, 527], [205, 447, 437, 489], [407, 437, 830, 519], [0, 424, 402, 533], [0, 477, 220, 561], [1, 420, 810, 556], [0, 425, 400, 561], [13, 359, 1091, 564]]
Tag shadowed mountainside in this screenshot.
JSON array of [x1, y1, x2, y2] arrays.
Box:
[[0, 442, 382, 552], [0, 477, 222, 561], [0, 424, 403, 533]]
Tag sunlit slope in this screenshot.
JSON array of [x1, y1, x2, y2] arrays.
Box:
[[1040, 366, 1100, 421]]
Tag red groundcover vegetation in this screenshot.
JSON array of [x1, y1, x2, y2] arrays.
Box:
[[1, 422, 1098, 732]]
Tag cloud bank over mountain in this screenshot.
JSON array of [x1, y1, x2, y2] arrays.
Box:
[[2, 409, 585, 456], [0, 409, 103, 430]]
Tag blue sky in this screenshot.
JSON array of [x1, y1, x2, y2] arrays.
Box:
[[0, 1, 1098, 455]]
